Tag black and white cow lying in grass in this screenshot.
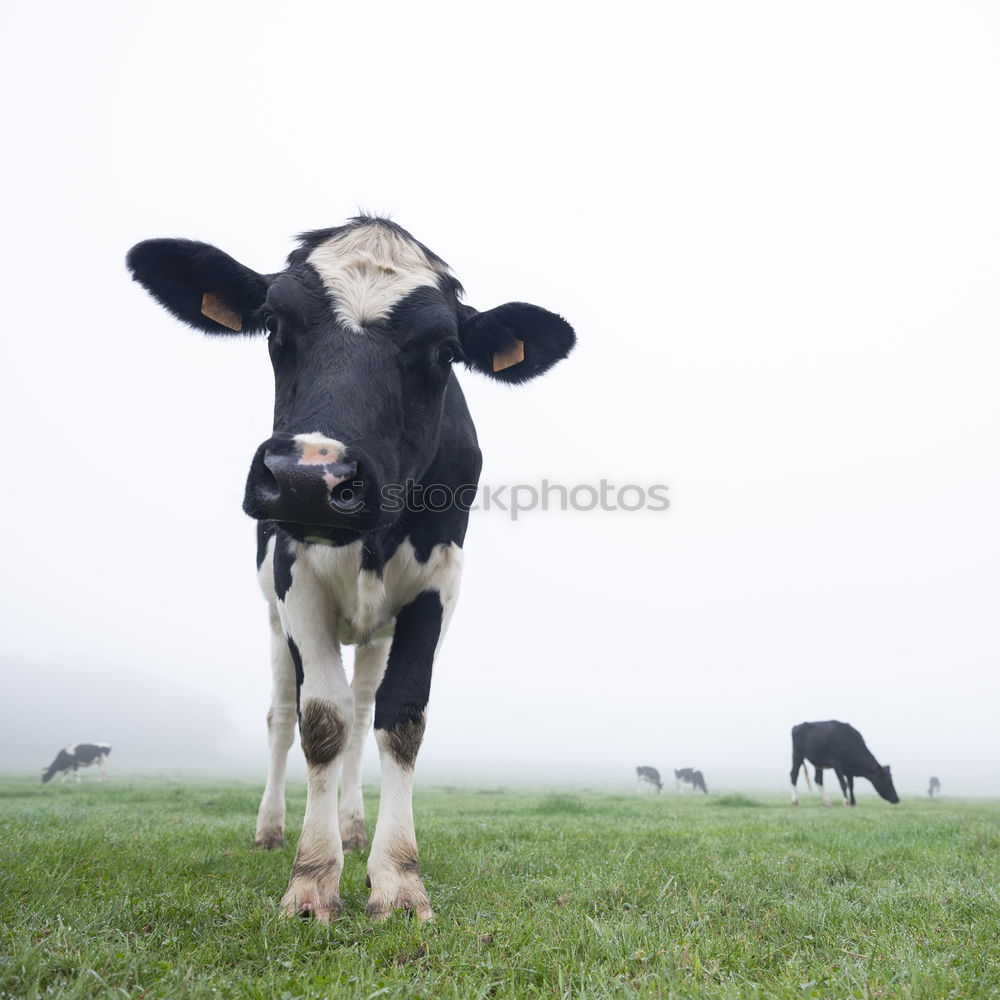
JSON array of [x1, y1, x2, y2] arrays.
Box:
[[127, 217, 575, 922], [41, 743, 111, 784], [790, 720, 899, 806], [635, 766, 662, 792], [675, 767, 708, 794]]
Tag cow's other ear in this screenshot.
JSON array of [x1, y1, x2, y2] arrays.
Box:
[[126, 238, 269, 334], [458, 302, 576, 384]]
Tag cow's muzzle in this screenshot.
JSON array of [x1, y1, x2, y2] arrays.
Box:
[[243, 433, 365, 527]]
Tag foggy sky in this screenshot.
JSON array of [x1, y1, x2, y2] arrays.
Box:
[[2, 1, 998, 798]]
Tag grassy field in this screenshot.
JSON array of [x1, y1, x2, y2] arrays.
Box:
[[1, 778, 998, 999]]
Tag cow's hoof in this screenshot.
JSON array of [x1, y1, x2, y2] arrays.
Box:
[[254, 828, 285, 850], [281, 859, 342, 922], [365, 875, 432, 922], [341, 818, 367, 852], [280, 883, 342, 922]]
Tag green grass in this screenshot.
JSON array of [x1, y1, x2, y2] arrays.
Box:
[[1, 779, 998, 999]]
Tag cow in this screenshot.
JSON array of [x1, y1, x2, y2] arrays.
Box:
[[636, 766, 662, 792], [42, 743, 111, 784], [126, 216, 575, 922], [928, 776, 941, 798], [790, 721, 899, 806], [675, 767, 708, 794]]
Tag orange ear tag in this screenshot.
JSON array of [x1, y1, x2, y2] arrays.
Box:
[[492, 338, 525, 372], [201, 292, 243, 332]]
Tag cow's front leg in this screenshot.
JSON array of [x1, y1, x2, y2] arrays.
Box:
[[367, 588, 453, 922], [254, 606, 298, 848], [339, 638, 390, 851], [277, 556, 354, 922], [816, 767, 832, 807]]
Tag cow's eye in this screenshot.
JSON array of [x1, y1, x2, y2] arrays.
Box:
[[437, 343, 463, 365], [263, 314, 279, 338]]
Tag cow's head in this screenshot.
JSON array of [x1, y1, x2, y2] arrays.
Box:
[[873, 764, 899, 804], [127, 218, 575, 537]]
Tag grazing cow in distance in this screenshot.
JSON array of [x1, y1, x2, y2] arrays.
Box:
[[127, 216, 575, 922], [636, 766, 662, 792], [42, 743, 111, 784], [790, 721, 899, 806], [675, 767, 708, 794], [928, 776, 941, 798]]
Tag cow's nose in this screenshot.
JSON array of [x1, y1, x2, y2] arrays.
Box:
[[244, 432, 370, 526], [261, 438, 356, 496], [261, 451, 357, 496], [258, 434, 356, 501]]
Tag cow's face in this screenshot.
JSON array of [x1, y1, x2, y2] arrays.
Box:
[[874, 764, 899, 804], [127, 219, 575, 536]]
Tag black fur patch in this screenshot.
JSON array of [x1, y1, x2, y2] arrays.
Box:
[[287, 637, 304, 716], [383, 717, 426, 770], [374, 590, 442, 743], [300, 699, 346, 766], [41, 749, 74, 783], [72, 744, 108, 765]]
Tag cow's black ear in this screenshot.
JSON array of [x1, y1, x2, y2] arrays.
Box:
[[458, 302, 576, 384], [126, 238, 269, 334]]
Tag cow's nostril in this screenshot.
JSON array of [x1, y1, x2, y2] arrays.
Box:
[[328, 476, 362, 512], [257, 455, 281, 499]]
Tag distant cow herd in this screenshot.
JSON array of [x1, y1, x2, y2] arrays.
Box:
[[634, 719, 940, 806], [44, 724, 936, 808], [636, 767, 710, 794]]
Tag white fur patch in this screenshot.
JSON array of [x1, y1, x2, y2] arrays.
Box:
[[307, 224, 448, 332], [297, 537, 463, 645]]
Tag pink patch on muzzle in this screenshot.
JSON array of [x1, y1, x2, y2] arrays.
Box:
[[297, 441, 344, 466]]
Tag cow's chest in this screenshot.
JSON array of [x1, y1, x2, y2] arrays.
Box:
[[266, 536, 463, 646]]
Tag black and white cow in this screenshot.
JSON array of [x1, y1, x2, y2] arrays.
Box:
[[42, 743, 111, 784], [127, 217, 575, 922], [674, 767, 708, 794], [636, 765, 662, 792], [790, 720, 899, 806], [928, 776, 941, 798]]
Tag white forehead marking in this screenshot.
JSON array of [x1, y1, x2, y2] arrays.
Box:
[[307, 224, 447, 333]]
